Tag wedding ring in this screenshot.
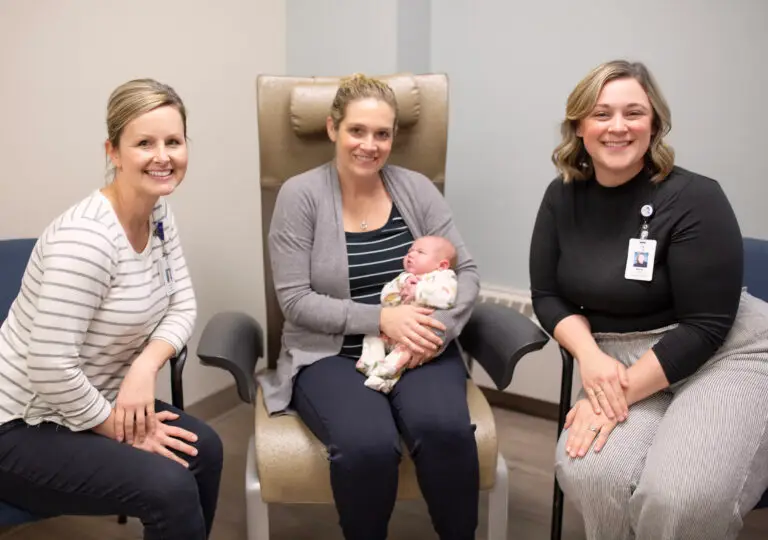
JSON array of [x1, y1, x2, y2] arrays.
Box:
[[588, 425, 600, 433]]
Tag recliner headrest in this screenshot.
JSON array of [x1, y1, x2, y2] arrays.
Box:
[[289, 73, 421, 137]]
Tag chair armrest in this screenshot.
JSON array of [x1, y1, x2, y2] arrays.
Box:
[[169, 346, 187, 410], [458, 302, 549, 391], [196, 311, 264, 405]]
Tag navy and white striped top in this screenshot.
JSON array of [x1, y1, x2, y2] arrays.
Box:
[[0, 191, 196, 431], [340, 203, 414, 358]]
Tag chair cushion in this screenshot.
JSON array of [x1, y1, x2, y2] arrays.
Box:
[[0, 238, 36, 323], [0, 502, 37, 526], [757, 488, 768, 510], [254, 380, 498, 503], [289, 73, 421, 137], [744, 237, 768, 303]]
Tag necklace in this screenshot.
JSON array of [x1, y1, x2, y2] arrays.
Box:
[[360, 219, 368, 231]]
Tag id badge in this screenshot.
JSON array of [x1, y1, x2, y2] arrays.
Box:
[[625, 238, 656, 281], [159, 256, 178, 296]]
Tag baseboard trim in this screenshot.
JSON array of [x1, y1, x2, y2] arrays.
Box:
[[479, 386, 559, 422], [185, 384, 244, 421]]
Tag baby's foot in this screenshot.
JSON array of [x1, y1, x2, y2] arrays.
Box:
[[364, 375, 397, 394]]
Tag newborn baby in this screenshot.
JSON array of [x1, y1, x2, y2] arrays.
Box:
[[356, 235, 458, 393]]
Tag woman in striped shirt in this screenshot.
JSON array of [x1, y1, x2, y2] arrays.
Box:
[[0, 79, 222, 540]]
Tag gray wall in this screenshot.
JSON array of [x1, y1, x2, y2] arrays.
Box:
[[287, 0, 431, 76], [432, 0, 768, 289], [287, 0, 398, 76], [283, 0, 768, 403], [397, 0, 431, 74]]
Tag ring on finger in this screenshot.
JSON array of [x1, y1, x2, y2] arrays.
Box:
[[587, 425, 600, 433]]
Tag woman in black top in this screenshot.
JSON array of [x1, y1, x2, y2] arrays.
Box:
[[530, 60, 768, 540]]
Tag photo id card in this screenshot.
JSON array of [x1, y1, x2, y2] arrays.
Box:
[[625, 238, 656, 281], [159, 256, 178, 296]]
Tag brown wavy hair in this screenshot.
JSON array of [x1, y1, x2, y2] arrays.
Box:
[[552, 60, 674, 183]]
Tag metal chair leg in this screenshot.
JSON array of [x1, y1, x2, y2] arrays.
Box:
[[488, 450, 509, 540], [551, 348, 574, 540], [246, 435, 269, 540]]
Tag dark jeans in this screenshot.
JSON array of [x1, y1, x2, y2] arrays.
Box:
[[292, 341, 479, 540], [0, 400, 223, 540]]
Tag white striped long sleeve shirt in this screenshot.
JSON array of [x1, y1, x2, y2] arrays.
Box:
[[0, 191, 196, 431]]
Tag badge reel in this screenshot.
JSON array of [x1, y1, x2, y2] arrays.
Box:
[[625, 204, 657, 282], [155, 221, 178, 296]]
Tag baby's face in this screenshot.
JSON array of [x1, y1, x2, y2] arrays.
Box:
[[404, 238, 445, 275]]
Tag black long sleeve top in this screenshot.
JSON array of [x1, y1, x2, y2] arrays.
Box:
[[529, 166, 743, 384]]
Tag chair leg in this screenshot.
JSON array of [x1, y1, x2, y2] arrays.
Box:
[[551, 481, 564, 540], [246, 435, 269, 540], [487, 450, 508, 540], [551, 348, 574, 540]]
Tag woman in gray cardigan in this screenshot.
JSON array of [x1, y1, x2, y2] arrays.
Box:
[[258, 74, 481, 540]]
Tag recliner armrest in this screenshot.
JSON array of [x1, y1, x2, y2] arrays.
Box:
[[458, 302, 549, 391], [197, 311, 264, 404]]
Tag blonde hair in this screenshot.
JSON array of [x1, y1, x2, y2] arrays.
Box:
[[106, 78, 187, 148], [552, 60, 674, 183], [329, 73, 399, 131]]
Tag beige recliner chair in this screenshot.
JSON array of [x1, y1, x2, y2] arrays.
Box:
[[197, 73, 549, 540]]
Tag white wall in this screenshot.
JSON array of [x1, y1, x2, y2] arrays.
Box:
[[432, 0, 768, 402], [0, 0, 286, 406]]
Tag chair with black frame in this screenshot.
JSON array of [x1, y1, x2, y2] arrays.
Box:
[[0, 237, 187, 528], [550, 236, 768, 540]]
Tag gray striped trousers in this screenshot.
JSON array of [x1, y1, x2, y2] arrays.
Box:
[[556, 291, 768, 540]]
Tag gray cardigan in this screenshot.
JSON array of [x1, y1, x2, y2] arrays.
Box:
[[257, 162, 480, 415]]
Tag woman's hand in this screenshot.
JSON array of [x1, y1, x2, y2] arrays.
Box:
[[578, 350, 629, 422], [380, 305, 446, 355], [564, 399, 619, 458], [132, 410, 198, 468], [114, 361, 158, 444]]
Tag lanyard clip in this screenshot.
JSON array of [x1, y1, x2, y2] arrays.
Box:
[[154, 221, 165, 242], [639, 204, 653, 240]]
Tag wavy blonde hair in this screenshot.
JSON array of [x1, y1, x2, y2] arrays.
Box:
[[329, 73, 399, 132], [552, 60, 674, 183]]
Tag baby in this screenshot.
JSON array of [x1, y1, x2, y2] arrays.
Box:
[[356, 235, 458, 393]]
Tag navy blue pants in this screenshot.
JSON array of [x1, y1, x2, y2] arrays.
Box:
[[0, 400, 222, 539], [292, 341, 479, 540]]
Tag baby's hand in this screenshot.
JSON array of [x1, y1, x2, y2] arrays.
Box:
[[405, 275, 420, 287], [401, 283, 417, 303]]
